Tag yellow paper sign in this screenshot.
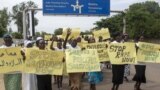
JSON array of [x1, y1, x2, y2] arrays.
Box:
[[44, 35, 52, 40], [93, 28, 110, 39], [62, 28, 80, 39], [83, 42, 110, 62], [25, 49, 64, 75], [66, 49, 101, 73], [77, 40, 88, 48], [0, 47, 24, 73], [137, 42, 160, 63], [108, 43, 137, 64]]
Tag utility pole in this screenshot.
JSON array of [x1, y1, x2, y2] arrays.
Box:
[[23, 8, 27, 40], [31, 10, 35, 37]]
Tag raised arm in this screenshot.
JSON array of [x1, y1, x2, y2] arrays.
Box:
[[50, 38, 55, 50], [63, 28, 71, 49]]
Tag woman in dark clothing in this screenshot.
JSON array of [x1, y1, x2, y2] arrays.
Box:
[[133, 36, 146, 90], [111, 32, 125, 90], [37, 39, 52, 90]]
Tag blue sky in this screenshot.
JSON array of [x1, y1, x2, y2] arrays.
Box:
[[0, 0, 159, 33]]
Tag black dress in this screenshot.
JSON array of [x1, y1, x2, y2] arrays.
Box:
[[37, 75, 52, 90], [133, 65, 146, 83], [112, 65, 125, 84]]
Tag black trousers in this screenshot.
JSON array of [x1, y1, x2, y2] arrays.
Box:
[[37, 75, 52, 90]]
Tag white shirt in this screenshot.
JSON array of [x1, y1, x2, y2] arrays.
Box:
[[0, 44, 15, 48]]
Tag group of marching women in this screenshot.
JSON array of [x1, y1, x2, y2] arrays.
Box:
[[0, 30, 146, 90]]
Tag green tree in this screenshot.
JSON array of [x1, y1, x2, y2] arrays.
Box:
[[126, 1, 160, 38], [54, 28, 63, 35], [0, 8, 9, 37], [12, 1, 38, 34], [12, 32, 23, 39], [94, 14, 123, 37], [94, 1, 160, 39]]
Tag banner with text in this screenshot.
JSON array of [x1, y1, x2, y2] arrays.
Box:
[[66, 49, 100, 73], [25, 49, 64, 75], [108, 43, 137, 64], [137, 42, 160, 63], [83, 42, 109, 62], [0, 47, 23, 73]]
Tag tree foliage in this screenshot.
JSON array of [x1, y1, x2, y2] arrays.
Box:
[[12, 1, 38, 34], [94, 1, 160, 39], [0, 8, 9, 37], [54, 28, 63, 35], [12, 32, 23, 39]]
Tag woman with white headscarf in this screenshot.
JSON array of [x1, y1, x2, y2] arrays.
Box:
[[22, 41, 38, 90]]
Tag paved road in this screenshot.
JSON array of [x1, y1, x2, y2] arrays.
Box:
[[0, 64, 160, 90]]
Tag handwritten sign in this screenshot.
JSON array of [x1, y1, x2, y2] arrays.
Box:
[[108, 43, 137, 64], [66, 49, 100, 73], [0, 47, 23, 73], [137, 42, 160, 63], [93, 28, 110, 39], [62, 28, 80, 39], [77, 40, 88, 48], [83, 42, 109, 62], [44, 35, 52, 41], [25, 49, 64, 75]]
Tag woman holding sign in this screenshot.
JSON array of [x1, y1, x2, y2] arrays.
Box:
[[111, 32, 125, 90], [88, 37, 103, 90], [63, 28, 82, 90], [50, 37, 64, 90], [133, 36, 146, 90], [37, 39, 52, 90], [0, 34, 22, 90], [22, 41, 37, 90]]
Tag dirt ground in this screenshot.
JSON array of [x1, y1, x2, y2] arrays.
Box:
[[0, 64, 160, 90]]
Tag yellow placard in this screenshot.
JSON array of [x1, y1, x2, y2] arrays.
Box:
[[62, 28, 80, 39], [66, 49, 101, 73], [77, 40, 88, 48], [25, 49, 64, 75], [138, 42, 160, 51], [93, 28, 110, 39], [0, 47, 24, 73], [137, 42, 160, 63], [83, 42, 109, 62], [108, 43, 137, 64], [44, 35, 52, 41]]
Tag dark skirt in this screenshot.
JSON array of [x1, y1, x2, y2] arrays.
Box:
[[37, 75, 52, 90], [112, 65, 125, 84], [133, 65, 146, 83]]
